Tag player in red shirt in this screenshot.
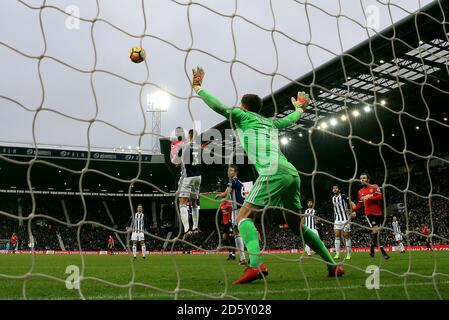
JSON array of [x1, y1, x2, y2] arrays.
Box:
[[10, 233, 18, 254], [220, 201, 237, 261], [107, 235, 115, 255], [351, 173, 390, 260], [420, 224, 433, 251]]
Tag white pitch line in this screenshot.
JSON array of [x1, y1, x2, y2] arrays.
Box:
[[36, 280, 449, 300]]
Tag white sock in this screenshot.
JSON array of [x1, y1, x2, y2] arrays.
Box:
[[305, 245, 311, 256], [141, 245, 146, 257], [235, 235, 246, 261], [335, 238, 341, 254], [132, 245, 137, 257], [345, 239, 352, 255], [179, 205, 190, 232], [192, 206, 199, 230]]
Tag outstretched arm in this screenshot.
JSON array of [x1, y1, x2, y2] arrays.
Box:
[[192, 67, 246, 121], [273, 109, 303, 129], [216, 186, 232, 199], [273, 91, 309, 129]]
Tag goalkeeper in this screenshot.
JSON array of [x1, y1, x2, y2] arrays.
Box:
[[192, 67, 344, 284]]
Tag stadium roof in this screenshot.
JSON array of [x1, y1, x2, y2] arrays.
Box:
[[2, 1, 449, 201], [204, 0, 449, 157], [200, 1, 449, 185]]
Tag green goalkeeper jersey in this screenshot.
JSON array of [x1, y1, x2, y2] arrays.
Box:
[[198, 89, 302, 176]]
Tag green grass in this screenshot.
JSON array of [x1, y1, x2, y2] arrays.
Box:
[[1, 251, 449, 300]]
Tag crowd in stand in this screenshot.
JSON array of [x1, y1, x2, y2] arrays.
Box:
[[1, 165, 448, 252]]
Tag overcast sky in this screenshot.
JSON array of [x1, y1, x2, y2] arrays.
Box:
[[0, 0, 433, 153]]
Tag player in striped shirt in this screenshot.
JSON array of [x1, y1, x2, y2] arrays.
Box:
[[332, 185, 352, 260], [303, 200, 319, 257], [127, 204, 148, 259], [193, 67, 343, 284], [216, 165, 247, 265], [392, 215, 405, 253]]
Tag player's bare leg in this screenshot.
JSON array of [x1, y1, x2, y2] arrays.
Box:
[[191, 198, 201, 237], [179, 197, 192, 238], [398, 240, 406, 253], [141, 240, 146, 259], [372, 226, 390, 259], [132, 240, 137, 259], [343, 231, 352, 260], [334, 229, 342, 259], [233, 226, 247, 265], [283, 209, 344, 277]]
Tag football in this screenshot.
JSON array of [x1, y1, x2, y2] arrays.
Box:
[[129, 46, 146, 63]]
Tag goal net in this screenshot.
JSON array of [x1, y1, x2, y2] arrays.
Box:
[[0, 0, 449, 300]]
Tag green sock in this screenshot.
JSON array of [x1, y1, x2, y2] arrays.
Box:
[[302, 226, 335, 270], [238, 219, 261, 268]]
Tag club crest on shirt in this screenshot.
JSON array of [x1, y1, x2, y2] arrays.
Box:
[[370, 188, 374, 193]]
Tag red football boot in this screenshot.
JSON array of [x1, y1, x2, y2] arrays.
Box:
[[328, 264, 345, 277], [258, 263, 269, 278], [233, 264, 269, 285]]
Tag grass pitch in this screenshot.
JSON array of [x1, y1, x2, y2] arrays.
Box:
[[1, 251, 448, 300]]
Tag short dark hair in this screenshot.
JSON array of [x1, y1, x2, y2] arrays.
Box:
[[360, 172, 371, 180], [332, 185, 341, 190], [175, 127, 184, 141], [188, 129, 197, 140], [241, 94, 262, 113], [229, 164, 239, 173]]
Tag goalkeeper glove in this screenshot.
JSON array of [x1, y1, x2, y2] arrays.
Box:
[[291, 91, 309, 113], [192, 66, 205, 93]]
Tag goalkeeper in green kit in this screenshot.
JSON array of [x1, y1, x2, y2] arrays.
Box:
[[192, 67, 344, 284]]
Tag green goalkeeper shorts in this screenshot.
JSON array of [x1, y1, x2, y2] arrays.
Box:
[[245, 174, 302, 209]]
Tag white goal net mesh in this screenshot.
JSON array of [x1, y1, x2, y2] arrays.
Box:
[[0, 0, 449, 300]]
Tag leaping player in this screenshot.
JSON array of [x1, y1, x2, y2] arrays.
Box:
[[177, 129, 202, 239]]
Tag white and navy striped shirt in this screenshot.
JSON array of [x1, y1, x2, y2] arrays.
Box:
[[128, 212, 146, 233], [332, 194, 350, 222], [392, 221, 401, 236], [304, 208, 317, 230]]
